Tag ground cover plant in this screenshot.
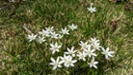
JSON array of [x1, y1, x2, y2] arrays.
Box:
[[0, 0, 133, 75]]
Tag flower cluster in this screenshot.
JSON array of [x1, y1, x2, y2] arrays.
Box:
[[27, 3, 115, 71], [49, 38, 115, 70], [27, 24, 114, 70], [27, 24, 78, 44]]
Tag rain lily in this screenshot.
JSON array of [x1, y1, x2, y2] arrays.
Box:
[[64, 46, 77, 57], [84, 45, 97, 57], [27, 33, 37, 42], [50, 32, 58, 39], [87, 3, 96, 13], [77, 51, 87, 61], [39, 29, 50, 37], [49, 57, 63, 70], [101, 47, 115, 59], [63, 56, 77, 68], [92, 42, 101, 50], [57, 34, 63, 39], [88, 38, 99, 45], [60, 55, 71, 64], [36, 36, 46, 44], [60, 27, 69, 35], [87, 7, 96, 13], [45, 26, 54, 34], [79, 41, 89, 50], [88, 57, 98, 69], [50, 42, 62, 54], [68, 24, 78, 31]]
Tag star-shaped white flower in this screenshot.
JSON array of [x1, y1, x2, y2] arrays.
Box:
[[45, 26, 54, 34], [36, 36, 46, 44], [60, 27, 69, 35], [27, 33, 37, 42], [50, 32, 58, 39], [63, 56, 77, 68], [88, 38, 99, 45], [39, 29, 50, 37], [57, 34, 63, 39], [88, 57, 98, 69], [101, 47, 115, 59], [84, 45, 97, 58], [50, 42, 62, 54], [49, 57, 63, 70], [87, 6, 96, 13], [92, 42, 101, 50], [79, 41, 89, 50], [60, 55, 71, 64], [68, 24, 78, 31], [77, 51, 87, 61], [64, 46, 77, 57]]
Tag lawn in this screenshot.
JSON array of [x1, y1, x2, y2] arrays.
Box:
[[0, 0, 133, 75]]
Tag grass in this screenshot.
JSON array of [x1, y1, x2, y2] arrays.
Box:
[[0, 0, 133, 75]]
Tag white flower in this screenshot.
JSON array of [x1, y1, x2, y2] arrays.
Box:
[[92, 42, 101, 50], [84, 45, 97, 57], [64, 46, 77, 57], [88, 38, 99, 45], [60, 55, 71, 64], [68, 24, 78, 31], [77, 51, 87, 61], [36, 36, 46, 44], [87, 6, 96, 13], [88, 57, 98, 69], [79, 41, 89, 50], [27, 33, 37, 42], [39, 29, 50, 37], [45, 26, 54, 34], [101, 47, 115, 59], [49, 57, 63, 70], [50, 32, 58, 39], [60, 27, 69, 35], [57, 34, 63, 39], [63, 56, 77, 68], [50, 42, 62, 54]]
